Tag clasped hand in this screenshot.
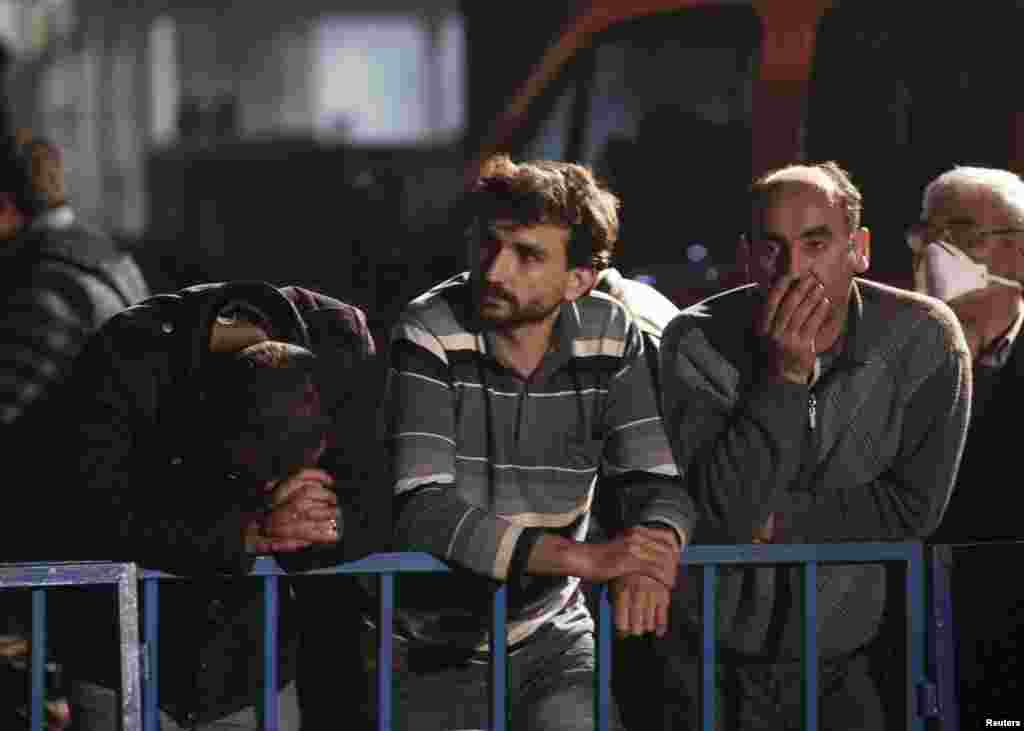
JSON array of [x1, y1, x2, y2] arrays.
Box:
[[244, 467, 340, 554], [591, 527, 681, 639]]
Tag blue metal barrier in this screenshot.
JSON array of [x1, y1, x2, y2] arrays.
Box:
[[0, 561, 142, 731], [686, 542, 928, 731], [140, 543, 928, 731], [139, 552, 460, 731], [4, 543, 930, 731]]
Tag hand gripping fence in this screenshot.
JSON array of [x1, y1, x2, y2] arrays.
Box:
[[4, 542, 950, 731]]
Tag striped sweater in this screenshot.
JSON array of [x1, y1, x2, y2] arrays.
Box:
[[387, 273, 693, 650]]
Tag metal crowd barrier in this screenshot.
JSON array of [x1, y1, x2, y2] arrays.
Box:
[[141, 544, 933, 731], [5, 543, 938, 731], [0, 561, 141, 731], [689, 542, 929, 731]]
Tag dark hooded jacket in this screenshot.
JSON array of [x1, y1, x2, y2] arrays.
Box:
[[48, 281, 378, 727]]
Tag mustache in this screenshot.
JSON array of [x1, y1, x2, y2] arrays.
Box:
[[480, 285, 515, 303]]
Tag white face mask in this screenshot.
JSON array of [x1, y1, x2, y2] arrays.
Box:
[[920, 240, 1022, 302]]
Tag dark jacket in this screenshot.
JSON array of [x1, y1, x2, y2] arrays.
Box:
[[49, 281, 378, 727], [932, 333, 1024, 543], [660, 279, 971, 660]]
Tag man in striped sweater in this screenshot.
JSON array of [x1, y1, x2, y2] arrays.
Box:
[[383, 155, 693, 730]]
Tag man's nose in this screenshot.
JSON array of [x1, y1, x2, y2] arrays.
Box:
[[484, 245, 514, 282], [777, 245, 805, 279]]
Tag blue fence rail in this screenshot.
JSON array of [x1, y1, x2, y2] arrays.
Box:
[[3, 543, 942, 731]]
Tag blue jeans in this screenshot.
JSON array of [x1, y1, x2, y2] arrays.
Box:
[[382, 600, 624, 731]]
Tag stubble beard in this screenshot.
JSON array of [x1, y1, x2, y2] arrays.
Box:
[[477, 296, 561, 331]]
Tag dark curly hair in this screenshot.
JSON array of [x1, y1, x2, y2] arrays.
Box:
[[463, 154, 620, 271]]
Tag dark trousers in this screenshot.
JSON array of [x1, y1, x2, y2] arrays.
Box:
[[69, 680, 300, 731], [375, 609, 625, 731], [947, 543, 1024, 727], [652, 635, 884, 731]]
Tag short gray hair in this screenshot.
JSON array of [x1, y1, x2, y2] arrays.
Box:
[[751, 161, 863, 235], [923, 166, 1024, 223]]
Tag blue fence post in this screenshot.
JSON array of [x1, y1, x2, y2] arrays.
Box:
[[596, 586, 613, 731], [263, 573, 280, 731], [702, 564, 718, 731], [801, 561, 818, 731], [490, 585, 508, 731], [143, 578, 159, 731], [907, 543, 926, 731], [30, 588, 46, 731], [928, 544, 958, 731], [378, 572, 394, 731]]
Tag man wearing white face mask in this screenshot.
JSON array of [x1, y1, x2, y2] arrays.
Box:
[[910, 167, 1024, 506], [911, 166, 1024, 725], [908, 166, 1024, 366]]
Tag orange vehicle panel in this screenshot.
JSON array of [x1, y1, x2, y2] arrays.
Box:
[[470, 0, 831, 182]]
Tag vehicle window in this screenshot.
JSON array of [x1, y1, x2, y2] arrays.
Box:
[[583, 27, 754, 166], [316, 11, 466, 144], [150, 15, 179, 146], [520, 81, 578, 162], [515, 8, 760, 295], [579, 7, 761, 288]]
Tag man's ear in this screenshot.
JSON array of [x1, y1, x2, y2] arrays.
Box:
[[565, 266, 597, 303], [851, 227, 871, 274]]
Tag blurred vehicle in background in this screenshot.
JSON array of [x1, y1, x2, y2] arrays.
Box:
[[468, 0, 1024, 307], [6, 0, 1024, 323]]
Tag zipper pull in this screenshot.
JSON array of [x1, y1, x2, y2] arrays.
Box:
[[808, 392, 817, 431]]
